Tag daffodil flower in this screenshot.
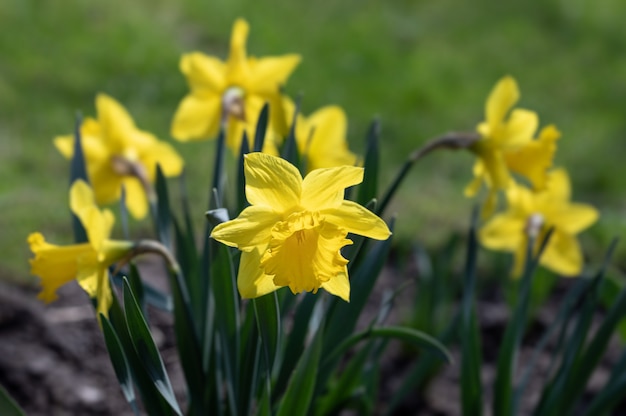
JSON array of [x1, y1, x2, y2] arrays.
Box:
[[211, 153, 391, 301], [479, 169, 598, 277], [171, 18, 301, 154], [55, 94, 184, 219], [28, 180, 134, 317], [465, 76, 555, 214], [282, 97, 357, 172]]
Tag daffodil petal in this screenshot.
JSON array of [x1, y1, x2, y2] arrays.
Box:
[[70, 180, 97, 224], [237, 246, 280, 298], [142, 141, 184, 179], [302, 106, 356, 172], [321, 269, 350, 302], [552, 204, 598, 235], [180, 52, 226, 92], [244, 153, 301, 211], [486, 76, 519, 130], [227, 18, 251, 84], [479, 212, 525, 251], [540, 230, 583, 276], [96, 94, 136, 151], [481, 148, 511, 190], [501, 108, 538, 149], [122, 177, 149, 220], [301, 165, 363, 210], [545, 168, 571, 202], [322, 200, 391, 240], [505, 124, 560, 190], [248, 55, 302, 95], [211, 206, 281, 251], [171, 94, 221, 141]]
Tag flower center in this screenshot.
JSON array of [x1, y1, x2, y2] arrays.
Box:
[[260, 211, 352, 295], [222, 86, 246, 122]]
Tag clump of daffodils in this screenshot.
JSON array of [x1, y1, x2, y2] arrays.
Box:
[[465, 76, 598, 276]]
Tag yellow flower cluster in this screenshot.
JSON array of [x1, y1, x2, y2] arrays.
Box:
[[467, 76, 598, 276], [31, 18, 380, 309]]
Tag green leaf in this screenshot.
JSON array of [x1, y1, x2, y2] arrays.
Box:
[[281, 97, 301, 170], [324, 326, 451, 366], [239, 305, 262, 416], [276, 325, 323, 416], [123, 278, 182, 415], [253, 102, 269, 153], [100, 313, 139, 414], [492, 229, 553, 416], [211, 129, 226, 206], [583, 349, 626, 416], [0, 385, 25, 416], [460, 208, 482, 416], [253, 291, 281, 376], [274, 292, 318, 400], [154, 164, 172, 247], [70, 113, 88, 244], [237, 131, 250, 214], [357, 118, 380, 207], [108, 287, 175, 416]]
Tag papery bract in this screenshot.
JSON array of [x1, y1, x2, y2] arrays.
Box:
[[211, 153, 390, 301]]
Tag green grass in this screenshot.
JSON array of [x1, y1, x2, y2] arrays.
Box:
[[2, 0, 625, 282]]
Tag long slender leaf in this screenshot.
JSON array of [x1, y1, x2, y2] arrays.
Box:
[[276, 324, 323, 416], [253, 291, 281, 376], [356, 118, 380, 206], [123, 278, 181, 415], [253, 103, 269, 153], [237, 131, 250, 214], [0, 385, 25, 416], [100, 313, 139, 415], [70, 113, 88, 243], [460, 208, 482, 416], [154, 164, 172, 247]]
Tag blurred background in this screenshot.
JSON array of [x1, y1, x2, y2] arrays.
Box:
[[2, 0, 625, 283]]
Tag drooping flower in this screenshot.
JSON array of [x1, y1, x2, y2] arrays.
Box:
[[54, 94, 184, 219], [282, 97, 357, 172], [28, 180, 134, 317], [465, 76, 559, 214], [479, 169, 598, 277], [171, 18, 301, 154], [210, 153, 391, 301]]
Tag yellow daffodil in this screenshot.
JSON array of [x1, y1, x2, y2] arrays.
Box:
[[28, 180, 134, 317], [171, 18, 301, 155], [282, 97, 357, 172], [465, 76, 554, 214], [211, 153, 391, 301], [54, 94, 184, 219], [479, 169, 598, 277]]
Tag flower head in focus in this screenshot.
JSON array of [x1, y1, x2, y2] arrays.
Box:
[[479, 169, 598, 277], [210, 153, 390, 301], [171, 18, 301, 155], [282, 97, 357, 172], [54, 94, 184, 219], [28, 180, 134, 317], [465, 76, 555, 214]]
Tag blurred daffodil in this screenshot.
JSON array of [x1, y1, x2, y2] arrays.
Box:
[[282, 98, 357, 172], [479, 169, 598, 277], [171, 18, 301, 154], [55, 94, 184, 219], [28, 180, 134, 317], [465, 76, 552, 214], [211, 153, 390, 301]]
